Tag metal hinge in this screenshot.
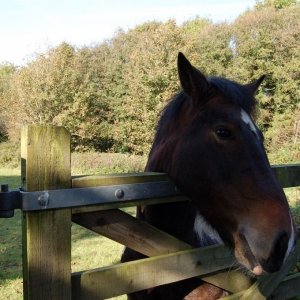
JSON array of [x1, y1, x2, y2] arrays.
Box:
[[0, 184, 22, 218]]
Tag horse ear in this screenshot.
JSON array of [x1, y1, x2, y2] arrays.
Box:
[[177, 52, 210, 102], [245, 75, 265, 94]]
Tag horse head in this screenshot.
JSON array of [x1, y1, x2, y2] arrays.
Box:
[[147, 52, 296, 276]]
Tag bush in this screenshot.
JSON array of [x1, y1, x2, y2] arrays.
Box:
[[0, 142, 19, 169], [1, 4, 299, 161], [71, 152, 147, 175]]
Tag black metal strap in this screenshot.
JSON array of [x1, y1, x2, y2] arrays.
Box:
[[0, 181, 181, 216]]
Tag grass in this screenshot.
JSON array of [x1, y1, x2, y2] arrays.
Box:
[[0, 150, 146, 300], [72, 224, 128, 300], [0, 143, 19, 169], [0, 153, 299, 299], [71, 151, 147, 175], [0, 213, 129, 300], [0, 168, 22, 299]]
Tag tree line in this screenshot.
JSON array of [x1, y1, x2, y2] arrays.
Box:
[[0, 1, 299, 162]]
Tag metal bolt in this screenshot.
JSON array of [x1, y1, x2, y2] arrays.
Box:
[[38, 191, 50, 208], [115, 189, 125, 199]]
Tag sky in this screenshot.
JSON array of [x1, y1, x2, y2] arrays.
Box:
[[0, 0, 257, 66]]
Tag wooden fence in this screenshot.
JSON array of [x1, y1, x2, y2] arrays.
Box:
[[16, 125, 300, 299]]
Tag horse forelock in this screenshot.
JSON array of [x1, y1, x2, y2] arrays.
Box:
[[209, 77, 256, 116]]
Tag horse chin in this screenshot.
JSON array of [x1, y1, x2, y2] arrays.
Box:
[[233, 232, 267, 277], [193, 216, 267, 276], [234, 250, 265, 277]]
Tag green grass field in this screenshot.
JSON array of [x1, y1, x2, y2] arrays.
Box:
[[0, 160, 299, 299], [0, 167, 131, 300], [0, 150, 146, 300]]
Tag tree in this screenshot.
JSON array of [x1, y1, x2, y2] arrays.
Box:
[[2, 6, 299, 161], [6, 43, 113, 150], [0, 63, 16, 141], [105, 20, 187, 154], [255, 0, 298, 9], [233, 5, 300, 156]]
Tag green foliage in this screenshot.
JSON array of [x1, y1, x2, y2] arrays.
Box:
[[5, 43, 115, 150], [1, 6, 299, 162], [71, 152, 146, 175], [191, 23, 234, 77], [0, 162, 139, 300], [108, 20, 188, 154], [225, 5, 300, 160], [0, 63, 15, 95], [232, 6, 300, 111], [0, 142, 19, 168], [0, 63, 16, 141], [255, 0, 298, 9], [182, 17, 211, 34]]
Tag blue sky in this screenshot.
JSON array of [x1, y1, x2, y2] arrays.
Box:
[[0, 0, 256, 65]]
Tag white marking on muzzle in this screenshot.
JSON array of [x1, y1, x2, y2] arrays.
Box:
[[194, 212, 223, 246], [240, 109, 259, 137], [284, 213, 296, 262]]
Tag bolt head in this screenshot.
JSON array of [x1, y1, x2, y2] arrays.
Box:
[[38, 191, 50, 208], [115, 189, 125, 199]]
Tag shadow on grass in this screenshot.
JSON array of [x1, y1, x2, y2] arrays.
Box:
[[0, 210, 22, 282], [72, 222, 104, 242], [71, 207, 136, 243]]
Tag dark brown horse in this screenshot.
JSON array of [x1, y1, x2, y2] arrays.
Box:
[[121, 53, 296, 299]]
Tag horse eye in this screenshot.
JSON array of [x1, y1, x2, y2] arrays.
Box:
[[215, 127, 232, 140]]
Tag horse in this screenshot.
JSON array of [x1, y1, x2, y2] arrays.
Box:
[[121, 52, 296, 300]]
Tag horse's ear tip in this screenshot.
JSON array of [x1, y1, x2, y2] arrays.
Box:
[[178, 52, 188, 61], [259, 74, 266, 81], [245, 75, 266, 93], [177, 53, 190, 69], [256, 74, 266, 87], [178, 52, 184, 61]]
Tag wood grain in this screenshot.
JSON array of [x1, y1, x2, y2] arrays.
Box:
[[21, 125, 72, 300]]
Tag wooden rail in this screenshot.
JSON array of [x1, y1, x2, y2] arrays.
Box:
[[20, 125, 300, 300]]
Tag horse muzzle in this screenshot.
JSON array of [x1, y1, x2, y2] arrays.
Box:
[[234, 218, 296, 276]]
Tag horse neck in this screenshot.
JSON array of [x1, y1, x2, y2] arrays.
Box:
[[139, 200, 198, 245], [143, 96, 223, 246], [146, 99, 194, 173]]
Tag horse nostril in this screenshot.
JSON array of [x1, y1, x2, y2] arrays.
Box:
[[260, 231, 289, 273]]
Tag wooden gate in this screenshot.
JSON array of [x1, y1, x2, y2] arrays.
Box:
[[18, 125, 300, 299]]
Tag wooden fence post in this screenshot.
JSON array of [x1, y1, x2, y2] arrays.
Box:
[[21, 125, 71, 300]]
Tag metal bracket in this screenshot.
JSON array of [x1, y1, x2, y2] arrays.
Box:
[[0, 184, 22, 217], [0, 181, 181, 217]]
